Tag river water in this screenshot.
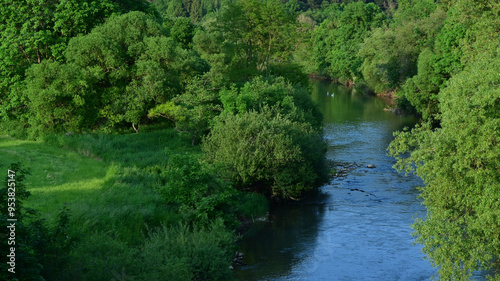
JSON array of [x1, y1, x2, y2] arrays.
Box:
[[234, 80, 437, 280]]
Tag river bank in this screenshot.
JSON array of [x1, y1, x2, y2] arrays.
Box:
[[234, 79, 434, 280]]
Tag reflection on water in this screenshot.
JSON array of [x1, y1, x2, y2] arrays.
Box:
[[235, 80, 437, 280]]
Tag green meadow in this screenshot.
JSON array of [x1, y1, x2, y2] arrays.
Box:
[[0, 129, 267, 280]]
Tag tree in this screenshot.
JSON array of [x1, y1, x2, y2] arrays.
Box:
[[170, 17, 196, 48], [389, 1, 500, 278], [148, 76, 222, 146], [203, 76, 327, 199], [211, 0, 297, 79], [25, 11, 206, 137], [394, 0, 488, 121], [0, 0, 156, 134], [358, 1, 445, 93], [390, 52, 500, 280], [313, 1, 386, 82], [0, 0, 116, 131]]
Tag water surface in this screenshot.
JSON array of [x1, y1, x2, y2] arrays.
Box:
[[235, 81, 436, 280]]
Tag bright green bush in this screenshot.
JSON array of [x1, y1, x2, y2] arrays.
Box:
[[203, 108, 327, 199], [220, 76, 323, 130]]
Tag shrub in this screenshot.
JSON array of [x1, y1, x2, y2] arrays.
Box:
[[203, 108, 327, 199], [156, 152, 239, 226], [140, 220, 235, 281]]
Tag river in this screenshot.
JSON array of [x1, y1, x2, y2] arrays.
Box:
[[234, 80, 437, 280]]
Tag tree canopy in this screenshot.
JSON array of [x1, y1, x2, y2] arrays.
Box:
[[389, 1, 500, 278]]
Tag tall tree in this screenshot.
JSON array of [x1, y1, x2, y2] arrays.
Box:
[[0, 0, 156, 134], [390, 1, 500, 279], [313, 1, 386, 82], [25, 11, 206, 137], [212, 0, 297, 79]]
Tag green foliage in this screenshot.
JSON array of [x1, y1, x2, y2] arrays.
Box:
[[0, 0, 116, 129], [313, 1, 386, 82], [203, 108, 327, 199], [141, 220, 235, 281], [394, 1, 485, 121], [391, 0, 438, 25], [0, 0, 157, 133], [24, 11, 208, 137], [358, 2, 445, 93], [170, 17, 197, 48], [149, 76, 222, 145], [205, 76, 327, 199], [157, 152, 238, 226], [219, 76, 323, 131], [207, 0, 297, 80], [389, 17, 500, 280], [153, 0, 227, 23], [397, 48, 442, 120]]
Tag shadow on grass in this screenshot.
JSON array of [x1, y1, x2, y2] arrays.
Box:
[[43, 128, 198, 168]]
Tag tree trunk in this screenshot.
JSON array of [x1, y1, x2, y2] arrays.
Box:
[[132, 122, 139, 133]]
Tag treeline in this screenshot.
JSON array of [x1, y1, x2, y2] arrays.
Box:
[[387, 1, 500, 280], [303, 0, 498, 278], [2, 0, 499, 280]]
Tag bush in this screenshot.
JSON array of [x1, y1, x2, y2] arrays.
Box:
[[203, 108, 327, 199], [141, 220, 235, 281], [219, 76, 323, 130], [156, 152, 239, 226]]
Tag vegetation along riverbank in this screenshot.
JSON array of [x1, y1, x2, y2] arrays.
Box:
[[1, 0, 499, 280]]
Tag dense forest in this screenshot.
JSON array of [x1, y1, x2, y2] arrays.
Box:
[[0, 0, 499, 280]]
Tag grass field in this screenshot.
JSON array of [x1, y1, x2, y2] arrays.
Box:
[[0, 129, 192, 238], [1, 129, 266, 280]]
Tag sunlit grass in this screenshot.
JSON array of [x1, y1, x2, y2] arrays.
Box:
[[0, 129, 268, 280], [0, 131, 184, 242]]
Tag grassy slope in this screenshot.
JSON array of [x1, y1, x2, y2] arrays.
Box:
[[1, 129, 269, 280], [0, 130, 188, 279], [1, 129, 195, 237], [0, 135, 109, 222]]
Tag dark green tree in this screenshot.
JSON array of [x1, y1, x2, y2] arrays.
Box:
[[313, 1, 386, 83], [25, 11, 207, 137]]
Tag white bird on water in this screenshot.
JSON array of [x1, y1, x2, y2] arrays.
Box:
[[327, 91, 334, 97]]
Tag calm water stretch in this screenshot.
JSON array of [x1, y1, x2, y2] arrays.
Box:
[[234, 80, 436, 280]]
